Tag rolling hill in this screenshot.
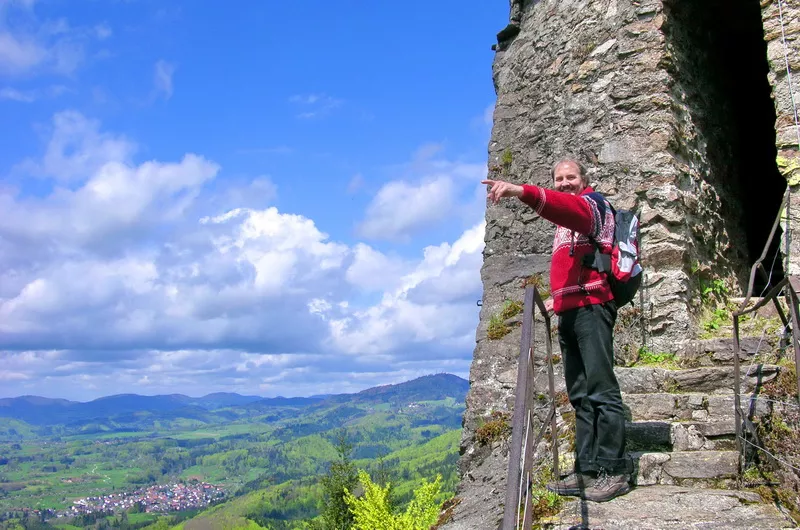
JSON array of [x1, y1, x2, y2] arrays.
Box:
[[0, 373, 468, 529]]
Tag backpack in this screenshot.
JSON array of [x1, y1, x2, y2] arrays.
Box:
[[584, 207, 643, 307]]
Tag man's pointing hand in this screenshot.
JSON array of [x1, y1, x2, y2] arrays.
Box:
[[481, 179, 524, 204]]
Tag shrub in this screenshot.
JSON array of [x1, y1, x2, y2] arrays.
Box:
[[344, 470, 441, 530], [475, 411, 512, 446]]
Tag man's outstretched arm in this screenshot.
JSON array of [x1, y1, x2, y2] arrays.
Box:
[[482, 178, 597, 236]]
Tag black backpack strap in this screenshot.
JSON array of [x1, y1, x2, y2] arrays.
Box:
[[584, 234, 612, 273]]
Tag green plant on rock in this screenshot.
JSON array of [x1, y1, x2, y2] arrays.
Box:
[[521, 273, 551, 299], [488, 148, 514, 179], [487, 314, 510, 340], [487, 300, 524, 340], [527, 487, 563, 529], [745, 359, 800, 524], [475, 411, 512, 446], [754, 485, 800, 523], [501, 148, 514, 168], [511, 454, 564, 529], [635, 347, 679, 369], [699, 307, 732, 339], [699, 277, 728, 305], [500, 299, 524, 321]]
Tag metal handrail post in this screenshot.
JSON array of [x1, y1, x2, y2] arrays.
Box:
[[786, 277, 800, 404], [732, 314, 743, 474], [502, 286, 535, 530], [534, 289, 559, 479]]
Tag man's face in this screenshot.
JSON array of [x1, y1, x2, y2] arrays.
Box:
[[553, 161, 586, 195]]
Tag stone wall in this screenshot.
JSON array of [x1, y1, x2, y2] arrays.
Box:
[[763, 0, 800, 274], [447, 0, 791, 527]]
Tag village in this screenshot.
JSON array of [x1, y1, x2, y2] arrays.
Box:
[[66, 482, 226, 516]]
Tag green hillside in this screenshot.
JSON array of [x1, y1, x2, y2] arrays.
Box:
[[165, 430, 461, 530], [0, 374, 466, 529]]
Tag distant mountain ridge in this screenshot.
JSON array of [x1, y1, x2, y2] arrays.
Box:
[[0, 373, 468, 429]]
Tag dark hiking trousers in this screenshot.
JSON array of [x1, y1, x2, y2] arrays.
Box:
[[558, 300, 632, 475]]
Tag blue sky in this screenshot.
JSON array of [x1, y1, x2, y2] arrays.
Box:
[[0, 0, 505, 400]]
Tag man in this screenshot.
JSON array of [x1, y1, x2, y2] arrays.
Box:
[[481, 158, 632, 503]]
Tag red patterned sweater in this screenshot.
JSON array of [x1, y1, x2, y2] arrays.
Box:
[[520, 184, 615, 314]]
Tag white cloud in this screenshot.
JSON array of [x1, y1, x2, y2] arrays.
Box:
[[325, 220, 485, 356], [0, 84, 70, 102], [345, 244, 410, 292], [0, 32, 46, 74], [16, 110, 137, 181], [0, 86, 35, 101], [0, 7, 90, 78], [94, 23, 112, 41], [288, 92, 343, 119], [413, 142, 444, 162], [0, 113, 487, 400], [347, 173, 364, 194], [154, 59, 175, 99], [357, 177, 455, 241]]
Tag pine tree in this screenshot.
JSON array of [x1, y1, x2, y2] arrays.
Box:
[[319, 430, 358, 530]]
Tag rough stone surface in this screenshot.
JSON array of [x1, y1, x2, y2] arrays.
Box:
[[623, 392, 734, 421], [661, 450, 738, 480], [449, 0, 799, 527], [763, 0, 800, 275], [444, 444, 509, 530], [549, 486, 795, 529], [676, 337, 776, 366]]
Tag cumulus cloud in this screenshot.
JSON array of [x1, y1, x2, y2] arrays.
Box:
[[323, 220, 485, 357], [358, 177, 455, 241], [16, 110, 136, 181], [0, 113, 487, 400], [356, 145, 487, 241], [345, 244, 410, 292]]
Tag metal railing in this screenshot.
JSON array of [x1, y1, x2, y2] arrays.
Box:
[[732, 188, 800, 473], [501, 286, 558, 530]]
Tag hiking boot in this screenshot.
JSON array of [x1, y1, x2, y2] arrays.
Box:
[[546, 472, 596, 496], [582, 471, 631, 502]]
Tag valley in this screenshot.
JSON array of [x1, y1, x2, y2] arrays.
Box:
[[0, 374, 467, 529]]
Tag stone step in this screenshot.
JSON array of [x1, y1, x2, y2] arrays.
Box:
[[548, 485, 794, 530], [623, 392, 736, 422], [676, 336, 780, 367], [627, 420, 735, 452], [634, 450, 738, 487], [615, 365, 780, 394]]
